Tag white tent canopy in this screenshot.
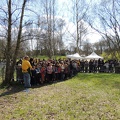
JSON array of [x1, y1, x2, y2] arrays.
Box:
[[85, 52, 103, 60], [66, 53, 83, 60]]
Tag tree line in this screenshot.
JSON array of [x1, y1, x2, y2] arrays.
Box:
[[0, 0, 120, 85]]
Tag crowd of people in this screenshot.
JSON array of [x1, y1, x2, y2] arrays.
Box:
[[16, 56, 120, 88]]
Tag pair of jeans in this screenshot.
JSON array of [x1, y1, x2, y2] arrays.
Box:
[[23, 72, 31, 88]]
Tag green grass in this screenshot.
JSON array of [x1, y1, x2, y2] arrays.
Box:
[[35, 55, 66, 60], [0, 73, 120, 120]]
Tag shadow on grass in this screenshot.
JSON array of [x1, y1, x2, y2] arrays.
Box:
[[0, 80, 66, 97], [0, 82, 25, 97], [0, 73, 119, 97]]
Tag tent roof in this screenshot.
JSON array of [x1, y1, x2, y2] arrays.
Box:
[[66, 53, 83, 60], [85, 52, 103, 59]]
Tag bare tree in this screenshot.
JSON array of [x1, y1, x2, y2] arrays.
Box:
[[70, 0, 90, 54], [0, 39, 6, 59], [0, 0, 33, 85], [33, 0, 66, 57], [82, 40, 93, 55], [88, 0, 120, 59], [37, 0, 57, 58]]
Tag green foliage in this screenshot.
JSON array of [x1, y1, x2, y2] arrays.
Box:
[[115, 51, 120, 60], [102, 52, 112, 61], [53, 55, 66, 60], [102, 52, 120, 61], [35, 55, 49, 60]]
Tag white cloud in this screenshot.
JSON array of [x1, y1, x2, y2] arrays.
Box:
[[86, 31, 102, 43], [62, 19, 102, 44], [86, 27, 102, 43]]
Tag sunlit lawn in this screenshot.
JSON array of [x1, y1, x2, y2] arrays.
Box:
[[35, 55, 66, 60], [0, 73, 120, 120]]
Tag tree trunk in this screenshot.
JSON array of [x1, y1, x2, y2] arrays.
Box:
[[4, 0, 12, 85], [3, 0, 27, 86], [9, 0, 27, 81]]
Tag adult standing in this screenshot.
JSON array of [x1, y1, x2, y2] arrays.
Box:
[[22, 56, 33, 88]]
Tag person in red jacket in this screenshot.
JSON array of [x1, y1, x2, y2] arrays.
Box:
[[40, 63, 46, 84]]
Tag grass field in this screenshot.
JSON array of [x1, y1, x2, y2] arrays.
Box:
[[35, 55, 66, 60], [0, 73, 120, 120]]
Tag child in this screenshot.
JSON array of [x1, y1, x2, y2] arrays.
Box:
[[35, 64, 41, 85], [40, 63, 46, 84], [46, 63, 53, 83], [52, 64, 56, 81], [31, 65, 36, 85], [64, 63, 69, 80]]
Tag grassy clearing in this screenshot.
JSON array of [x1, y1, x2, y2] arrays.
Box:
[[0, 73, 120, 120], [35, 55, 66, 60]]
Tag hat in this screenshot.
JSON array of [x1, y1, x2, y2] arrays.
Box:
[[24, 56, 29, 60]]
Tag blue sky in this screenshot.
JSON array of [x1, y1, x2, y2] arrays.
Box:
[[56, 0, 102, 43], [0, 0, 102, 45]]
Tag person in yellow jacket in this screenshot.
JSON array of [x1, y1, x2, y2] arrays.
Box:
[[22, 56, 33, 88]]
